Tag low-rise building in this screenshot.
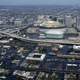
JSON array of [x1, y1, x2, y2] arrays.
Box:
[[13, 70, 37, 80], [26, 53, 46, 62]]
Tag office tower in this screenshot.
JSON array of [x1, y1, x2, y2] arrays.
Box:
[[76, 16, 80, 31], [64, 15, 73, 27]]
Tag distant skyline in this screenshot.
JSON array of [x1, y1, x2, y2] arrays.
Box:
[[0, 0, 80, 5]]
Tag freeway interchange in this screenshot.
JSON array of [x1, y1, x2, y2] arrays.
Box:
[[0, 30, 80, 45]]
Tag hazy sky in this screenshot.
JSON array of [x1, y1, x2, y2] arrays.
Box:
[[0, 0, 80, 5]]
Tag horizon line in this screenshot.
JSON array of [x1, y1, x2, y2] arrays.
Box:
[[0, 4, 79, 6]]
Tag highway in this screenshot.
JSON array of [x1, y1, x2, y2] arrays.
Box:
[[0, 23, 33, 34], [0, 31, 80, 45]]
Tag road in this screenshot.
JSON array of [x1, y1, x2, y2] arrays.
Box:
[[0, 31, 80, 45]]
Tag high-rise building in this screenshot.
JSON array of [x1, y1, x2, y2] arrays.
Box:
[[14, 18, 23, 26], [76, 16, 80, 31], [64, 15, 73, 27]]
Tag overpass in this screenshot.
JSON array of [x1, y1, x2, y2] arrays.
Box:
[[0, 22, 33, 34], [0, 31, 80, 45]]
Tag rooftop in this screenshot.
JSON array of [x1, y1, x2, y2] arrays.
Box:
[[13, 70, 36, 79], [39, 20, 65, 28], [66, 27, 78, 34], [44, 28, 66, 34], [26, 53, 46, 61]]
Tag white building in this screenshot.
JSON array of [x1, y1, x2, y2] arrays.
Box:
[[26, 53, 46, 61], [44, 29, 66, 39], [76, 16, 80, 31], [0, 20, 4, 25], [73, 45, 80, 51], [14, 19, 22, 26], [64, 15, 73, 27]]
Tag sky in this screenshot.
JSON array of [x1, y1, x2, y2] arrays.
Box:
[[0, 0, 80, 5]]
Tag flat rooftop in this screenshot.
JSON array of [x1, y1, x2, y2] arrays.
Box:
[[26, 53, 46, 61]]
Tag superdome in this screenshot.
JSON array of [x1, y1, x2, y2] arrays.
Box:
[[35, 20, 65, 29]]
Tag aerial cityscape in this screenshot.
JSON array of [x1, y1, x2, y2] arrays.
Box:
[[0, 1, 80, 80]]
